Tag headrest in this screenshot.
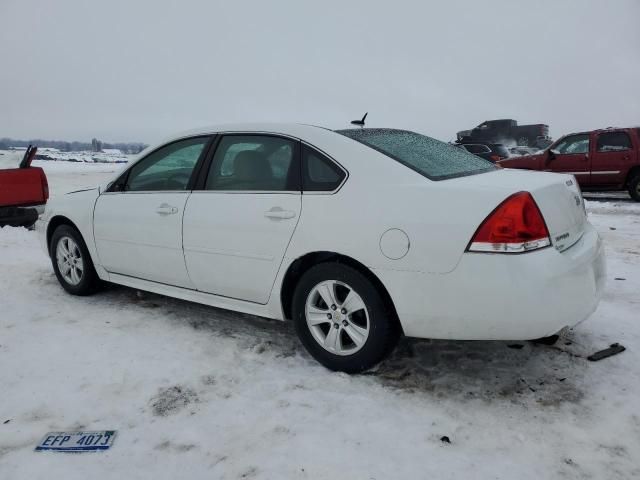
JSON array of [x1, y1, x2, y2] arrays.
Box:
[[234, 150, 272, 183]]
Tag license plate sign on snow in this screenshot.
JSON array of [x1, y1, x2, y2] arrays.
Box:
[[35, 431, 116, 452]]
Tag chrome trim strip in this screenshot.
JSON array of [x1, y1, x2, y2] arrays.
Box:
[[468, 237, 551, 253], [591, 170, 621, 175]]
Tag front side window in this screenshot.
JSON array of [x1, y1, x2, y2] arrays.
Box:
[[553, 134, 590, 155], [302, 146, 345, 191], [596, 131, 632, 152], [205, 135, 298, 191], [337, 128, 496, 181], [125, 136, 208, 192]]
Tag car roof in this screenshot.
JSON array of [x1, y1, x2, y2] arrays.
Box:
[[107, 123, 431, 190], [166, 123, 334, 142]]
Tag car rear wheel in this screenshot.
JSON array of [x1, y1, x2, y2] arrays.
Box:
[[50, 225, 101, 295], [292, 263, 399, 373], [628, 173, 640, 202]]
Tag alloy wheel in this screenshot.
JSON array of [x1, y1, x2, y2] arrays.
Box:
[[305, 280, 370, 356], [56, 236, 84, 286]]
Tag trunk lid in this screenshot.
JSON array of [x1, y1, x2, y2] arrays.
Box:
[[453, 169, 587, 252], [528, 175, 586, 252]]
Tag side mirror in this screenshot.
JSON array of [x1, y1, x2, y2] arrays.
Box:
[[548, 149, 559, 161]]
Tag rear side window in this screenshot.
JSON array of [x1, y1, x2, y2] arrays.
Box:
[[336, 129, 496, 181], [205, 135, 299, 191], [596, 131, 632, 152], [302, 146, 345, 191]]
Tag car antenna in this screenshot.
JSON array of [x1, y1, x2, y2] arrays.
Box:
[[350, 112, 368, 128]]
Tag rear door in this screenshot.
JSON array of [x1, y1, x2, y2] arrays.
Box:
[[591, 130, 636, 187], [93, 136, 210, 288], [182, 134, 301, 304], [545, 133, 591, 185]]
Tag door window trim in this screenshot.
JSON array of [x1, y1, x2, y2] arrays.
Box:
[[105, 135, 214, 194]]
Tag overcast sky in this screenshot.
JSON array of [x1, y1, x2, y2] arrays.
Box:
[[1, 0, 638, 144]]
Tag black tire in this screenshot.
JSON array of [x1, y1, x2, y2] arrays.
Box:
[[50, 224, 101, 295], [628, 173, 640, 202], [292, 262, 399, 373]]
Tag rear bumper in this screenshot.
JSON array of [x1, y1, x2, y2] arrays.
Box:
[[378, 222, 606, 340], [0, 206, 40, 228]]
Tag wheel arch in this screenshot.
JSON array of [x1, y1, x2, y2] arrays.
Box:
[[46, 215, 82, 255], [279, 251, 402, 333], [625, 165, 640, 186]]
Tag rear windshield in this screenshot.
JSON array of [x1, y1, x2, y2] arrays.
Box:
[[336, 128, 496, 180]]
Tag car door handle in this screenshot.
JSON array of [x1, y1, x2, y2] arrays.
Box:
[[264, 207, 296, 220], [156, 204, 178, 215]]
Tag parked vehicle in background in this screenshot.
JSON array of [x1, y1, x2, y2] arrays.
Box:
[[38, 123, 605, 373], [0, 146, 49, 227], [509, 146, 539, 157], [457, 119, 552, 149], [457, 143, 511, 162], [499, 127, 640, 201]]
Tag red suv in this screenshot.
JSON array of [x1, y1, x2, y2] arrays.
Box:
[[499, 127, 640, 201]]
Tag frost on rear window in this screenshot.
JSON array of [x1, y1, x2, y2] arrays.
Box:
[[336, 128, 496, 180]]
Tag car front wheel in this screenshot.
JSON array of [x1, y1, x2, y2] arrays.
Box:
[[50, 225, 101, 295], [292, 263, 399, 373]]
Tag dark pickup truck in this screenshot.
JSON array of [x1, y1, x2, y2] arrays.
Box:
[[499, 127, 640, 201], [0, 146, 49, 227], [457, 119, 552, 149]]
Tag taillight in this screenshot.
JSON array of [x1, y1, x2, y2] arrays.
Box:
[[467, 191, 550, 253]]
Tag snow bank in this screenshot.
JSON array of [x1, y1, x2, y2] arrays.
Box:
[[1, 171, 639, 479]]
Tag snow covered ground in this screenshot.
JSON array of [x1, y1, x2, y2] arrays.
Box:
[[0, 151, 128, 200], [1, 163, 639, 479]]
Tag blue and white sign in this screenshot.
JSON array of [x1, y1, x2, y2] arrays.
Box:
[[35, 431, 117, 452]]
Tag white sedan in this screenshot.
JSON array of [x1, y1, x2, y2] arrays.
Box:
[[37, 124, 606, 372]]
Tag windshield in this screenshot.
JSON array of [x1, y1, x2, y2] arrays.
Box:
[[336, 128, 496, 180]]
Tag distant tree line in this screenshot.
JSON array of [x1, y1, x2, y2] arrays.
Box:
[[0, 137, 147, 154]]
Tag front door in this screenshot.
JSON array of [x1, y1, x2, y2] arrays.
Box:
[[183, 134, 301, 304], [93, 136, 210, 288], [546, 133, 591, 186], [591, 130, 636, 187]]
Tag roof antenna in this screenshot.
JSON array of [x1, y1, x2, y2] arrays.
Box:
[[350, 112, 368, 128]]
